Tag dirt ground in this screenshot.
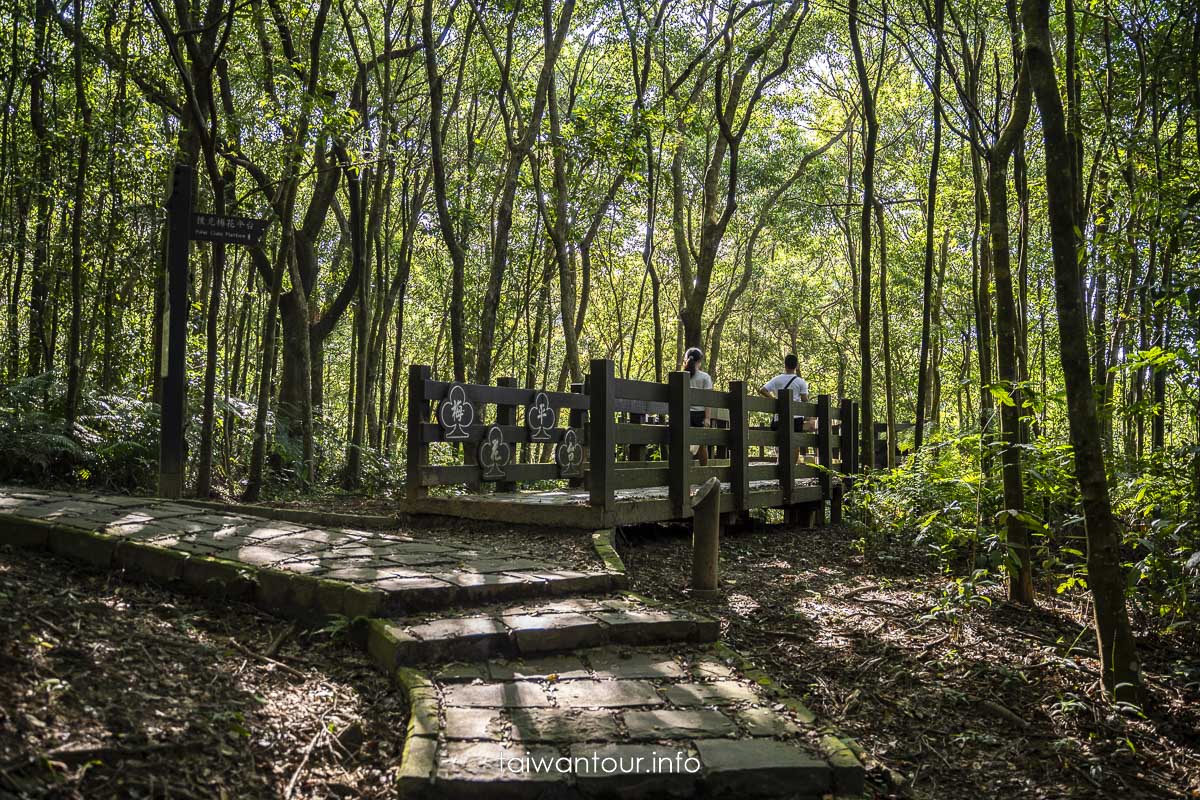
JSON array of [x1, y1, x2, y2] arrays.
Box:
[[619, 520, 1200, 799], [0, 545, 407, 799]]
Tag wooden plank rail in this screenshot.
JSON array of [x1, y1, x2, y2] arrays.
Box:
[[404, 359, 857, 527]]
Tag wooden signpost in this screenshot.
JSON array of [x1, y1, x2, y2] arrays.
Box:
[[158, 163, 266, 499]]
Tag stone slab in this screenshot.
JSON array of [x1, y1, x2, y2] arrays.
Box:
[[570, 743, 700, 798], [443, 707, 509, 741], [441, 682, 552, 708], [694, 738, 831, 797], [623, 709, 737, 740], [587, 651, 685, 680], [553, 680, 663, 709], [436, 741, 562, 797], [501, 612, 606, 654], [510, 709, 621, 743], [737, 708, 801, 738], [488, 654, 590, 681], [661, 681, 761, 707]]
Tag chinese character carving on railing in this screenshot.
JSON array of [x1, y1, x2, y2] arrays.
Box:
[[525, 392, 557, 441], [556, 428, 584, 477], [478, 426, 511, 479], [438, 383, 475, 440]]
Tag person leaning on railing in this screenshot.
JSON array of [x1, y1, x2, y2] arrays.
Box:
[[683, 347, 712, 466], [758, 353, 810, 465]]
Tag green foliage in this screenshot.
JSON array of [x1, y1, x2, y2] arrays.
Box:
[[1112, 450, 1200, 627], [0, 374, 157, 491], [851, 429, 1200, 630]]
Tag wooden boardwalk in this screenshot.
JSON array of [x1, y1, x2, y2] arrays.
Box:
[[409, 479, 830, 528], [407, 360, 858, 529]]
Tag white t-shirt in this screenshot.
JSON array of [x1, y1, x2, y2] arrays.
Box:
[[689, 370, 712, 412], [762, 373, 809, 403]]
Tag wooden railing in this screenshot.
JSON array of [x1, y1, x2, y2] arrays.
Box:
[[406, 359, 859, 519]]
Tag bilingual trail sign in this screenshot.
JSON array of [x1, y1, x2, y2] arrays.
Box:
[[158, 163, 268, 499], [191, 212, 268, 245]]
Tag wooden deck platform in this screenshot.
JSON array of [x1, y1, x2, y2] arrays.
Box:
[[408, 478, 835, 528], [405, 360, 858, 530]]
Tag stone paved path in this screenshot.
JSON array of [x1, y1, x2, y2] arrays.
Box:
[[0, 488, 619, 613], [0, 487, 864, 798]]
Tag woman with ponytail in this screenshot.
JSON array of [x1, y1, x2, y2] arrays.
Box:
[[682, 347, 713, 466]]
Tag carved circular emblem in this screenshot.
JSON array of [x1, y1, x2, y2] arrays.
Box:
[[478, 426, 511, 480], [556, 428, 584, 477], [525, 392, 557, 441], [437, 383, 475, 440]]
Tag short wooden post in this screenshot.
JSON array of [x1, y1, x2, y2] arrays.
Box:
[[851, 400, 861, 477], [496, 376, 518, 493], [816, 394, 833, 504], [589, 360, 616, 514], [691, 476, 722, 598], [668, 371, 691, 518], [839, 398, 854, 473], [569, 381, 586, 488], [406, 364, 431, 501], [729, 381, 749, 512], [629, 412, 647, 461], [777, 387, 795, 505]]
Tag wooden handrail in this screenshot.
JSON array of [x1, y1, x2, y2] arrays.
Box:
[[405, 360, 858, 514]]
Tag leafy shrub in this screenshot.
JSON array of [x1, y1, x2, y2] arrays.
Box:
[[0, 373, 157, 492]]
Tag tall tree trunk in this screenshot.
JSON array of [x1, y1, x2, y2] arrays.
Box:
[[849, 0, 877, 470], [65, 0, 89, 428], [1023, 0, 1141, 701], [874, 200, 895, 468], [422, 0, 467, 381], [988, 59, 1034, 605], [28, 0, 51, 378], [196, 169, 232, 497], [915, 0, 944, 450], [344, 163, 369, 487]]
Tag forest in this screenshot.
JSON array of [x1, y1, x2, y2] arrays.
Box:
[[0, 0, 1199, 784]]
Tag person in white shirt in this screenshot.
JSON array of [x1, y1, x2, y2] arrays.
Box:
[[683, 347, 712, 466], [758, 353, 809, 464]]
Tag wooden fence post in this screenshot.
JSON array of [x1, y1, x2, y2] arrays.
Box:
[[628, 412, 647, 461], [406, 364, 431, 501], [496, 376, 518, 493], [777, 387, 795, 505], [729, 380, 749, 512], [839, 398, 854, 473], [814, 394, 833, 527], [850, 401, 861, 477], [691, 476, 722, 598], [588, 360, 615, 515], [669, 371, 691, 518], [817, 394, 833, 499], [569, 381, 586, 488]]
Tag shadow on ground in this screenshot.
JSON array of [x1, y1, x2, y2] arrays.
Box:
[[0, 545, 407, 799], [620, 521, 1200, 799]]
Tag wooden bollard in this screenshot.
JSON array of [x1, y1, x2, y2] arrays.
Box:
[[691, 477, 722, 599]]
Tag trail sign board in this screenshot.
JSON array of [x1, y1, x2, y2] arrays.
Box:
[[191, 213, 268, 245]]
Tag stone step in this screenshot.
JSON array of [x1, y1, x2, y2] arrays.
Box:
[[0, 488, 623, 617], [391, 644, 864, 799], [368, 597, 719, 668]]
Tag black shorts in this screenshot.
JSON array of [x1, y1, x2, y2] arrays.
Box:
[[770, 416, 806, 432], [690, 410, 707, 427]]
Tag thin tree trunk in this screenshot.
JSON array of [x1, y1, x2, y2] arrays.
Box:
[[915, 0, 943, 450], [1023, 0, 1141, 701], [988, 56, 1034, 605], [849, 0, 877, 470], [65, 0, 90, 429], [874, 200, 895, 468]]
